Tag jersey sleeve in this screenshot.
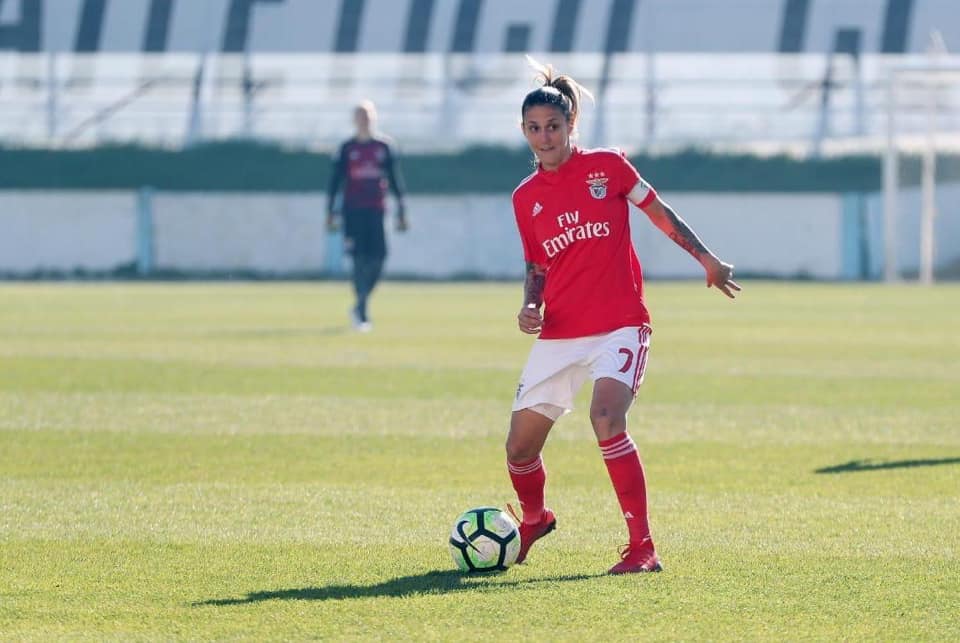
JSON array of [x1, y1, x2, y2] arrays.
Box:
[[382, 142, 406, 199], [327, 142, 347, 211], [513, 192, 546, 266], [615, 149, 656, 208]]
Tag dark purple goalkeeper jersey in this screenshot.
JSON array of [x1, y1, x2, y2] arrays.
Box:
[[327, 137, 405, 212]]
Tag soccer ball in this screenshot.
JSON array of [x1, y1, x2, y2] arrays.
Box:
[[448, 506, 521, 573]]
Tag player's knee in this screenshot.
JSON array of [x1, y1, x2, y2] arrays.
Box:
[[504, 438, 539, 464], [589, 411, 627, 440]]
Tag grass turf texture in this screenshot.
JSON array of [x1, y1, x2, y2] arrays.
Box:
[[0, 281, 957, 640]]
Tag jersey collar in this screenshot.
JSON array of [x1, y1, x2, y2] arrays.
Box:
[[537, 146, 581, 185]]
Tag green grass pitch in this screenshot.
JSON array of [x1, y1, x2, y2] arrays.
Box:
[[0, 280, 958, 640]]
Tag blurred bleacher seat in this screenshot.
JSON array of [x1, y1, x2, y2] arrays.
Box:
[[0, 0, 958, 153], [2, 51, 957, 154]]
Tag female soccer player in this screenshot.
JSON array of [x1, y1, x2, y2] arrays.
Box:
[[507, 60, 740, 574], [327, 100, 408, 331]]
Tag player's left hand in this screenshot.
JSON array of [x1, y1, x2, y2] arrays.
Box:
[[396, 205, 408, 232], [326, 212, 340, 233], [703, 256, 741, 299]]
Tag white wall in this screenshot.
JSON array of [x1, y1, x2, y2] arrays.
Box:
[[152, 193, 325, 272], [632, 193, 844, 278], [0, 191, 136, 273], [865, 183, 960, 277], [0, 189, 957, 279]]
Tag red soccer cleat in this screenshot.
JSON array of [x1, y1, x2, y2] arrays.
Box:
[[507, 504, 557, 564], [608, 541, 663, 574]]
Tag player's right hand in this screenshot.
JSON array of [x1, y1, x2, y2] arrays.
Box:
[[326, 213, 339, 232], [517, 303, 542, 334]]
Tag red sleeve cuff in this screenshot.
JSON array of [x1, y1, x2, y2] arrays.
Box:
[[638, 187, 657, 209]]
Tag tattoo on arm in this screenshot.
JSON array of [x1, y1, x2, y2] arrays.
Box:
[[662, 202, 709, 260], [524, 263, 546, 306]]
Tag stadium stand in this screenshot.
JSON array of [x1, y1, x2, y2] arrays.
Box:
[[0, 0, 958, 151], [1, 0, 956, 55]]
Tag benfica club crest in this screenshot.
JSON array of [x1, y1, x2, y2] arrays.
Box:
[[586, 172, 608, 199]]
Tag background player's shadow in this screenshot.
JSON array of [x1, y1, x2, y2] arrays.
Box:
[[195, 569, 602, 606], [815, 457, 960, 474]]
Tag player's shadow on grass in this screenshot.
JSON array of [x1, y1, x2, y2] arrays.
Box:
[[195, 569, 602, 606], [815, 457, 960, 474]]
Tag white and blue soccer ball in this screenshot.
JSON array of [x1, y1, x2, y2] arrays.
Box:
[[448, 506, 521, 573]]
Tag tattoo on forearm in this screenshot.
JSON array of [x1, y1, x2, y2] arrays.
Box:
[[663, 204, 709, 259], [524, 263, 545, 306]]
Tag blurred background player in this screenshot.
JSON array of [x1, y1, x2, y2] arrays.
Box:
[[327, 100, 408, 331], [506, 59, 740, 574]]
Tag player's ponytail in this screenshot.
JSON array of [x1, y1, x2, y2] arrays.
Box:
[[521, 56, 594, 129]]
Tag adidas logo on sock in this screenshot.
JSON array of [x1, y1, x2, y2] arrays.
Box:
[[623, 511, 635, 519]]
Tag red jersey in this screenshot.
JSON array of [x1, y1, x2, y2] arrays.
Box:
[[512, 147, 657, 339]]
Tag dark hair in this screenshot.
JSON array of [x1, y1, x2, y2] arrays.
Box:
[[520, 57, 593, 127]]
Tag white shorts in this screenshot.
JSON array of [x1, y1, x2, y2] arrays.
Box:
[[512, 325, 652, 421]]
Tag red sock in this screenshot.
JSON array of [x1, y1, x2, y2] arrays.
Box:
[[507, 456, 546, 525], [599, 431, 654, 548]]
